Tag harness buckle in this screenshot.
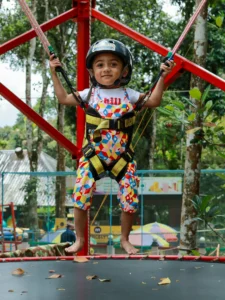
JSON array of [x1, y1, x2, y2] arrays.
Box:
[[82, 143, 95, 158]]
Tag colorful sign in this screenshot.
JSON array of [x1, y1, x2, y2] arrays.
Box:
[[66, 177, 182, 196], [95, 177, 182, 195]]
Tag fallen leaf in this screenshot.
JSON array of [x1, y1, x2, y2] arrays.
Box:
[[12, 268, 25, 276], [49, 270, 55, 273], [8, 290, 14, 293], [195, 267, 202, 270], [57, 288, 65, 291], [47, 274, 62, 279], [74, 256, 89, 263], [142, 282, 147, 285], [203, 122, 216, 127], [99, 278, 111, 282], [158, 277, 171, 285], [86, 275, 98, 280]]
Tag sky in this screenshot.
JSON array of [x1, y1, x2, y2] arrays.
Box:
[[0, 0, 179, 128]]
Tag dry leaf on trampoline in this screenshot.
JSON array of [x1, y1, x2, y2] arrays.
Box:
[[158, 277, 171, 285], [99, 278, 111, 282], [47, 274, 62, 279], [86, 275, 98, 280], [12, 268, 25, 276], [74, 256, 89, 263]]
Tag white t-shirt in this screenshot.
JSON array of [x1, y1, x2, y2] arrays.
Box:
[[79, 87, 140, 107]]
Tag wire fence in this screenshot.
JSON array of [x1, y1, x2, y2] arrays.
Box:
[[0, 169, 225, 254]]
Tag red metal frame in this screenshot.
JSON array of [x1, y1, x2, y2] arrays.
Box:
[[75, 0, 91, 256], [0, 8, 77, 55], [1, 1, 225, 256], [0, 255, 225, 262], [0, 84, 78, 157], [92, 9, 225, 91], [0, 202, 21, 253]]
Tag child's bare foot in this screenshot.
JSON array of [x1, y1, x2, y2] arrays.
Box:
[[121, 239, 139, 255], [65, 238, 85, 254]]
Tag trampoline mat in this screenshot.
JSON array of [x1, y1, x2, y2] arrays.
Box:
[[0, 259, 224, 300]]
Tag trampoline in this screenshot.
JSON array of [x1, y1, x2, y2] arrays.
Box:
[[0, 255, 224, 300]]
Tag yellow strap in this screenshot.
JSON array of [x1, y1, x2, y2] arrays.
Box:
[[86, 115, 136, 130], [125, 116, 136, 127], [111, 157, 127, 178], [86, 115, 104, 126], [90, 155, 105, 175]]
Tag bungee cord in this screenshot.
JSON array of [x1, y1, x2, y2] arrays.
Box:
[[145, 0, 208, 99], [134, 0, 208, 147], [18, 0, 85, 108]]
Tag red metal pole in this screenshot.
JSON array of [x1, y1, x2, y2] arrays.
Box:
[[92, 9, 225, 92], [75, 0, 92, 256], [10, 203, 18, 251], [0, 84, 78, 157]]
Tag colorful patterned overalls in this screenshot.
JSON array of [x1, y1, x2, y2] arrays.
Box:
[[72, 87, 139, 213]]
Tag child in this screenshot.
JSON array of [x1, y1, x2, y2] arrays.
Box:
[[49, 39, 174, 255]]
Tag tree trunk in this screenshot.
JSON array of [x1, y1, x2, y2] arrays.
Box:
[[55, 103, 66, 218], [148, 110, 157, 171], [180, 0, 208, 251], [24, 0, 39, 236]]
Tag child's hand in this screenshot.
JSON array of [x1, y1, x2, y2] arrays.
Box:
[[160, 60, 175, 78], [49, 54, 62, 73]]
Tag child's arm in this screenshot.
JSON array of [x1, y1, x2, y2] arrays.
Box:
[[142, 60, 174, 108], [49, 54, 80, 106]]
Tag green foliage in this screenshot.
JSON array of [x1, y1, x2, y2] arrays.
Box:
[[191, 193, 225, 242], [191, 194, 220, 225], [157, 86, 225, 157]]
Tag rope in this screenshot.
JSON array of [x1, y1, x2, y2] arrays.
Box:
[[133, 109, 148, 140], [91, 194, 108, 226], [172, 0, 207, 55], [18, 0, 50, 55], [133, 109, 155, 149]]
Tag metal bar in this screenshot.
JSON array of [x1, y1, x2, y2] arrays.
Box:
[[0, 83, 78, 157], [0, 8, 77, 55], [10, 203, 18, 251], [76, 1, 91, 256], [1, 173, 5, 253], [92, 9, 225, 92]]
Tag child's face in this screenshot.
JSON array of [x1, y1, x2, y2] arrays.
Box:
[[92, 53, 126, 87]]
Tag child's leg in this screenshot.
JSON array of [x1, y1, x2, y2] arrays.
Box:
[[65, 156, 96, 254], [120, 211, 138, 255], [117, 160, 139, 255], [65, 208, 87, 253]]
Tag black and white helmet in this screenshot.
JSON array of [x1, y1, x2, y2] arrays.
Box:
[[86, 39, 133, 87]]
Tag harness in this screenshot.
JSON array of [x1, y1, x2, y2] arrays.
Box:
[[81, 89, 138, 183]]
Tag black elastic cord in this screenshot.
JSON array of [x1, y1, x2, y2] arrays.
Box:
[[50, 51, 86, 108]]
